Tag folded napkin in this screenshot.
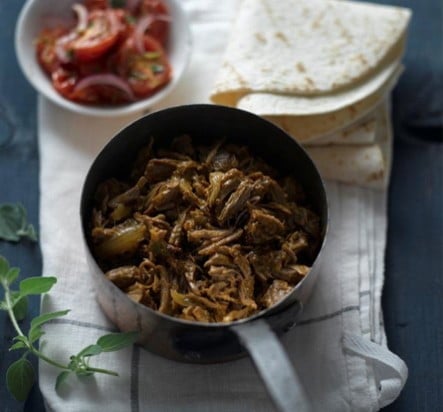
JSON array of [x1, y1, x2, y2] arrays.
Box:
[[38, 1, 407, 411]]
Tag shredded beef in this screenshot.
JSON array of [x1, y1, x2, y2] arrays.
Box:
[[90, 136, 321, 323]]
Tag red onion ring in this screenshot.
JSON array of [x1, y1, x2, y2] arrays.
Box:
[[134, 15, 154, 54], [55, 3, 89, 63], [134, 14, 171, 54], [72, 3, 88, 32], [55, 33, 77, 63], [74, 74, 136, 101], [108, 7, 122, 35]]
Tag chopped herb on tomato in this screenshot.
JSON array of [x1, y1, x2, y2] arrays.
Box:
[[151, 64, 164, 74], [110, 0, 126, 8], [143, 51, 161, 59], [125, 15, 136, 25]]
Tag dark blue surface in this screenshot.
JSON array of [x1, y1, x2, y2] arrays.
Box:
[[0, 1, 442, 411], [0, 1, 44, 411], [379, 0, 443, 410]]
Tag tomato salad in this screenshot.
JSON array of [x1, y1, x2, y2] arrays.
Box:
[[35, 0, 172, 105]]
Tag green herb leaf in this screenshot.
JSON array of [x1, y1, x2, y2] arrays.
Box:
[[0, 255, 10, 280], [17, 225, 37, 242], [10, 291, 22, 306], [30, 309, 69, 330], [9, 341, 27, 351], [97, 331, 138, 352], [0, 204, 37, 242], [19, 277, 57, 297], [28, 326, 45, 344], [12, 295, 29, 321], [27, 310, 69, 343], [6, 358, 35, 401], [12, 335, 28, 344], [6, 267, 20, 285], [77, 344, 103, 357], [55, 371, 71, 391], [9, 341, 28, 351]]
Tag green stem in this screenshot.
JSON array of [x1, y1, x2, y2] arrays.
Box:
[[3, 282, 70, 371], [3, 284, 26, 339], [85, 366, 118, 376], [3, 281, 117, 377], [31, 348, 70, 371]]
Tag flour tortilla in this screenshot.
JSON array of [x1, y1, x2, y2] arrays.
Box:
[[210, 0, 411, 114], [304, 101, 392, 189], [263, 64, 402, 142], [303, 115, 378, 146], [237, 60, 403, 116]]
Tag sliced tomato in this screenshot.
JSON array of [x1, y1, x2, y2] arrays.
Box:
[[114, 34, 171, 97], [75, 59, 108, 77], [70, 84, 130, 104], [68, 9, 122, 62], [51, 59, 128, 104], [84, 0, 108, 11], [35, 28, 66, 74], [139, 0, 170, 17], [138, 0, 170, 45], [114, 8, 136, 44], [52, 68, 77, 99]]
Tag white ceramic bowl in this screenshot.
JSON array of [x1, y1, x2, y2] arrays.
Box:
[[15, 0, 192, 117]]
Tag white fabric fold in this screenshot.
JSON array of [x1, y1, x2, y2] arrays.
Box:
[[342, 333, 408, 408], [37, 1, 407, 411]]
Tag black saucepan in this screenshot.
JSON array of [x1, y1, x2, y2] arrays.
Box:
[[80, 104, 328, 412]]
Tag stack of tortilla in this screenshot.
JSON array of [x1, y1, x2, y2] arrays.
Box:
[[210, 0, 411, 189]]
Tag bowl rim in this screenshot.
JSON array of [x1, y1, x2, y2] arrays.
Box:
[[14, 0, 192, 117], [80, 103, 330, 328]]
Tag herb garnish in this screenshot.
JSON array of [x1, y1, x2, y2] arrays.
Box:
[[143, 51, 162, 60], [0, 203, 37, 242], [110, 0, 126, 8], [151, 64, 164, 74], [0, 255, 138, 402]]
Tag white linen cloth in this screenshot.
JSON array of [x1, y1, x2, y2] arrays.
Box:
[[37, 1, 407, 411]]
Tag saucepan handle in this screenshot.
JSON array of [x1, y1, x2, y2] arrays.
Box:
[[230, 314, 311, 412]]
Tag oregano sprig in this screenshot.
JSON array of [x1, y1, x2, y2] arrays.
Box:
[[0, 255, 138, 402]]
